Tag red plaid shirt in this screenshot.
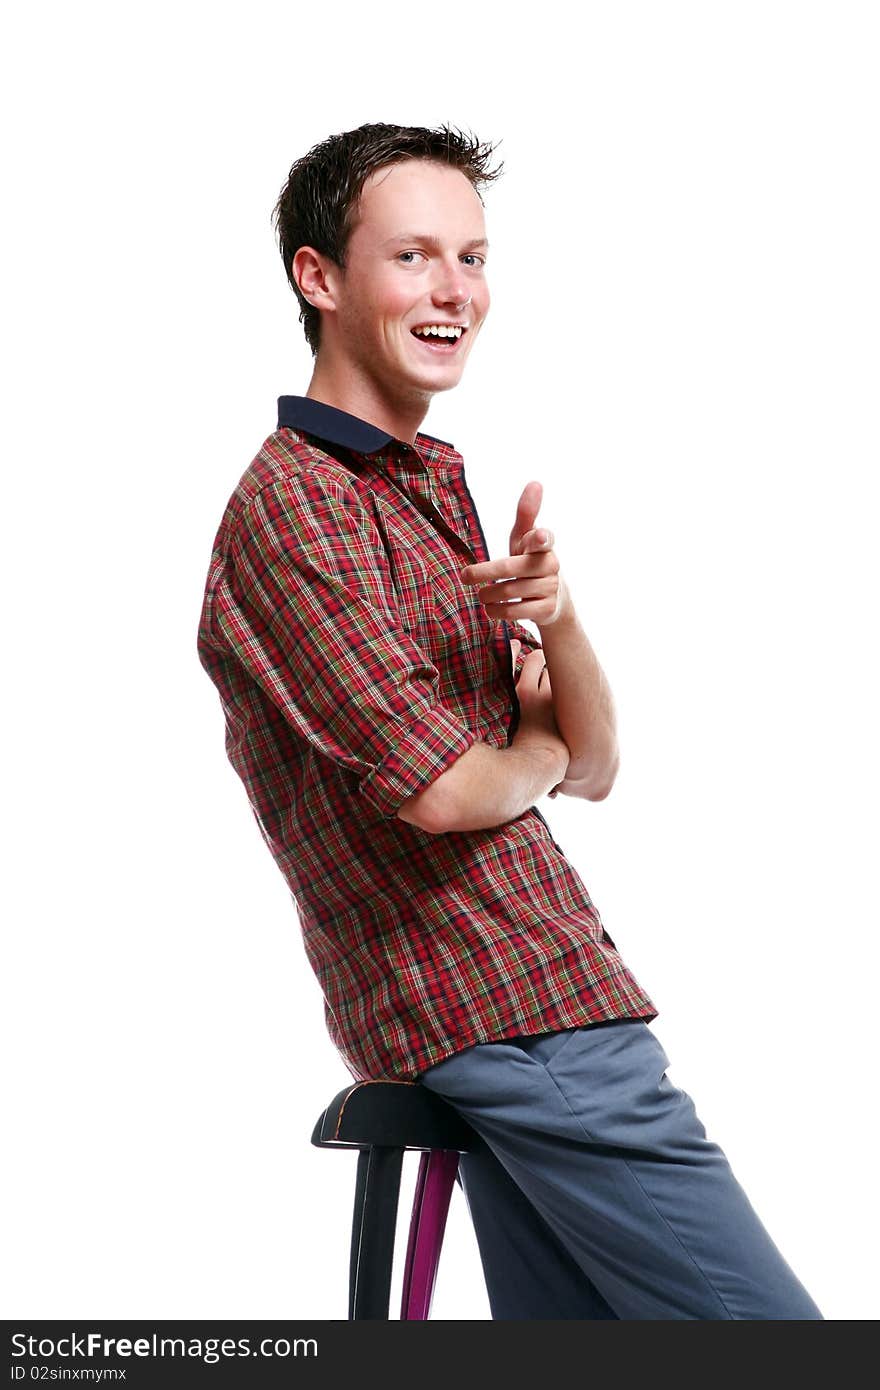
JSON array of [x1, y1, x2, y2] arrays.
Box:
[[196, 396, 658, 1080]]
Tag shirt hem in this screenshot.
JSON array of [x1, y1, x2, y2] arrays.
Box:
[[339, 998, 661, 1083]]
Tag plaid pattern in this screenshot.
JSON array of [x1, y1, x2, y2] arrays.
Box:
[[196, 396, 658, 1080]]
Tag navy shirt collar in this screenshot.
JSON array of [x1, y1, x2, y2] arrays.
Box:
[[277, 395, 454, 455]]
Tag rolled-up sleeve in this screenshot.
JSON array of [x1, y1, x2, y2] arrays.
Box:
[[217, 471, 478, 819]]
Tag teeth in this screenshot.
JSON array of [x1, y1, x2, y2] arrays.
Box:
[[413, 325, 463, 339]]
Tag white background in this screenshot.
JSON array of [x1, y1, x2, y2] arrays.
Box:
[[3, 1, 877, 1322]]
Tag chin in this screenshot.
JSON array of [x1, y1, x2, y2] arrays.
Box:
[[402, 358, 465, 386], [429, 373, 463, 394]]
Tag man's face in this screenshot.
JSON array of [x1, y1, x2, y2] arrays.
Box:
[[321, 160, 490, 403]]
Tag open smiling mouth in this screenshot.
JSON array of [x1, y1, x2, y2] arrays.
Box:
[[410, 326, 468, 354]]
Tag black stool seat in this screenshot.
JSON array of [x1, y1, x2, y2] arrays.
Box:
[[312, 1079, 480, 1319], [312, 1079, 476, 1152]]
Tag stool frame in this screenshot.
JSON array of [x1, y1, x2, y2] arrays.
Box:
[[312, 1079, 478, 1319]]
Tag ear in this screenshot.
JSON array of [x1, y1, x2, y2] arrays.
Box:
[[293, 245, 339, 313]]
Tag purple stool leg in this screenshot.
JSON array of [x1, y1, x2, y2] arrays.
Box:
[[400, 1149, 461, 1319]]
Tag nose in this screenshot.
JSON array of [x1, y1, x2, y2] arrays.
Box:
[[431, 257, 472, 313]]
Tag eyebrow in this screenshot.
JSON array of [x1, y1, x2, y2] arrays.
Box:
[[383, 233, 489, 251]]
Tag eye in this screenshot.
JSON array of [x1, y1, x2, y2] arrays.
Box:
[[397, 250, 486, 266]]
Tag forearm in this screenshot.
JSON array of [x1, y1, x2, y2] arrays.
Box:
[[428, 739, 567, 833], [539, 602, 620, 798]]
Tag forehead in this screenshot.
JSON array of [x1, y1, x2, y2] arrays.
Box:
[[352, 160, 486, 242]]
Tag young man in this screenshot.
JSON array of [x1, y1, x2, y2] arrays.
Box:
[[196, 122, 823, 1319]]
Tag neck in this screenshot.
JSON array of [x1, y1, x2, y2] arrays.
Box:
[[305, 355, 431, 447]]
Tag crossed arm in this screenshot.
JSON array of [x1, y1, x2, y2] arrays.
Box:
[[401, 504, 621, 832], [534, 602, 620, 801], [458, 483, 621, 804], [397, 600, 619, 834], [224, 470, 617, 840]]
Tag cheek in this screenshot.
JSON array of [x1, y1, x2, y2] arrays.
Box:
[[372, 274, 412, 321]]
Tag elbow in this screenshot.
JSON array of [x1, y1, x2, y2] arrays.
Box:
[[590, 748, 620, 801], [423, 782, 458, 833], [396, 744, 480, 833], [568, 745, 619, 802], [400, 751, 472, 834], [587, 779, 614, 802], [396, 777, 454, 835]]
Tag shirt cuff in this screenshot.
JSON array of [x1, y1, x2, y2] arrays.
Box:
[[358, 705, 479, 820]]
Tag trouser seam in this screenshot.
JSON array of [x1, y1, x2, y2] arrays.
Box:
[[538, 1057, 737, 1320]]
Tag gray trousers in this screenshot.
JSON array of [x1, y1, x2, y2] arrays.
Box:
[[418, 1019, 824, 1319]]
